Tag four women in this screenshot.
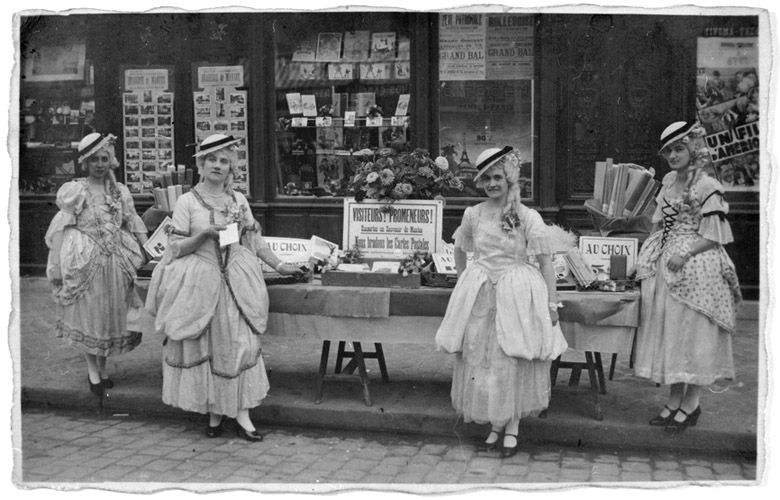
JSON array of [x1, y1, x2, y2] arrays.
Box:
[[45, 129, 742, 449]]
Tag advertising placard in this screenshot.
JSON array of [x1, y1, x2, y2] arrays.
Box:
[[342, 198, 443, 260]]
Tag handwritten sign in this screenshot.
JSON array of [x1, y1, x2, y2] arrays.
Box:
[[578, 236, 638, 278], [342, 198, 443, 260]]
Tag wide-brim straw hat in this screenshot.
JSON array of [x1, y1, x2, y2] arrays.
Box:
[[658, 121, 696, 154], [193, 134, 243, 158], [77, 132, 114, 163], [473, 146, 514, 182]]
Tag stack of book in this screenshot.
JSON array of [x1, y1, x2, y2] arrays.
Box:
[[150, 164, 193, 212], [564, 248, 597, 287], [593, 158, 660, 218]]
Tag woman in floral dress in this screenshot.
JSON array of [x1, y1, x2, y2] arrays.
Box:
[[634, 121, 742, 433], [435, 147, 568, 458], [45, 132, 148, 398], [146, 134, 302, 441]]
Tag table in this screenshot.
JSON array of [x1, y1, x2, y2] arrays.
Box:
[[131, 279, 640, 418], [265, 283, 640, 418]]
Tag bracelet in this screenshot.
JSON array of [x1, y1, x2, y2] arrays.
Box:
[[680, 251, 693, 261], [273, 262, 284, 271], [548, 302, 563, 310]]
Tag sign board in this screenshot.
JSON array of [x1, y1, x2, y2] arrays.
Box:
[[142, 216, 174, 260], [342, 198, 443, 260], [260, 237, 312, 274], [578, 236, 638, 278]]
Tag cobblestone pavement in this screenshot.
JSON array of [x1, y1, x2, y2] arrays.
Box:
[[17, 407, 757, 488]]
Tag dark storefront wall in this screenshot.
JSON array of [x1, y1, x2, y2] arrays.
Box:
[[18, 12, 760, 299]]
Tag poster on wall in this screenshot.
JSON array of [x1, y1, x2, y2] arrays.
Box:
[[438, 80, 534, 199], [122, 68, 175, 194], [193, 65, 250, 195], [696, 36, 759, 191], [439, 13, 535, 81]]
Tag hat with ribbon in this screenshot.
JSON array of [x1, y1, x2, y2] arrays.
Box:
[[77, 133, 115, 163], [473, 146, 514, 182], [193, 134, 243, 158], [658, 121, 697, 154]]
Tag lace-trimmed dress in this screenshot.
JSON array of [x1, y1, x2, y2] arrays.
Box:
[[633, 170, 742, 385], [435, 202, 568, 426], [145, 188, 271, 417], [44, 179, 147, 356]]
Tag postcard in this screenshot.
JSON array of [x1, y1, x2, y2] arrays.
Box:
[[286, 93, 303, 115], [301, 95, 318, 117], [395, 94, 410, 116], [316, 32, 343, 62]]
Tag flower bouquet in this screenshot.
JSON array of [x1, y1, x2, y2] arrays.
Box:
[[348, 148, 464, 203]]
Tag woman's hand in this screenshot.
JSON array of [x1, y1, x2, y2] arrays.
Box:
[[666, 253, 689, 272], [202, 225, 227, 241], [550, 308, 559, 326], [276, 263, 305, 277]]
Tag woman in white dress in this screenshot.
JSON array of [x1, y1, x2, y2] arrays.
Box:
[[435, 147, 568, 458], [146, 134, 302, 441], [45, 133, 148, 398], [634, 121, 741, 433]]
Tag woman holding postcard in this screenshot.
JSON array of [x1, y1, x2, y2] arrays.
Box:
[[435, 147, 568, 458], [45, 132, 148, 398], [634, 121, 741, 433], [146, 134, 302, 441]]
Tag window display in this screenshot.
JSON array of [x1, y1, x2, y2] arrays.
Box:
[[273, 14, 412, 197], [437, 13, 535, 200]]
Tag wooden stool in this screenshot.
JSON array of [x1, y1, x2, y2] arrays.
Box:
[[551, 351, 607, 420], [315, 341, 389, 407]]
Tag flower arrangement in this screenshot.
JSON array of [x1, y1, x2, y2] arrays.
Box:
[[501, 211, 521, 233], [221, 201, 248, 224], [349, 148, 464, 203], [318, 105, 334, 117], [398, 251, 433, 277], [367, 104, 383, 118], [340, 237, 363, 264]]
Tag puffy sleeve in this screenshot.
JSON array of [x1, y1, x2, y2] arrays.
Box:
[[697, 175, 734, 244], [118, 183, 147, 235], [160, 193, 194, 263], [452, 206, 475, 252], [44, 181, 87, 282], [651, 172, 675, 224], [44, 181, 85, 248], [524, 208, 553, 255]]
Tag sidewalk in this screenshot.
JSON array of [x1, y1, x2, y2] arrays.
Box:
[[15, 277, 760, 456]]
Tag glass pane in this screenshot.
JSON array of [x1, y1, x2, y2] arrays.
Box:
[[439, 80, 534, 199], [273, 14, 412, 198], [437, 13, 535, 200]]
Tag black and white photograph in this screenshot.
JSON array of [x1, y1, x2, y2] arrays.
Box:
[[6, 1, 778, 498]]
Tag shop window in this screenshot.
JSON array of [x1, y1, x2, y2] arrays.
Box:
[[19, 16, 95, 193], [273, 13, 412, 198], [437, 13, 536, 200]]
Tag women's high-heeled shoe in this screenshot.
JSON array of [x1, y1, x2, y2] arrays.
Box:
[[235, 423, 264, 442], [87, 376, 104, 398], [649, 405, 679, 426], [665, 406, 701, 434], [500, 434, 519, 459], [476, 430, 501, 452], [206, 416, 225, 438]]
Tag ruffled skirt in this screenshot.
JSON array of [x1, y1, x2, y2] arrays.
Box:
[[55, 230, 144, 356], [450, 280, 552, 425], [150, 246, 270, 417], [634, 268, 735, 385]]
